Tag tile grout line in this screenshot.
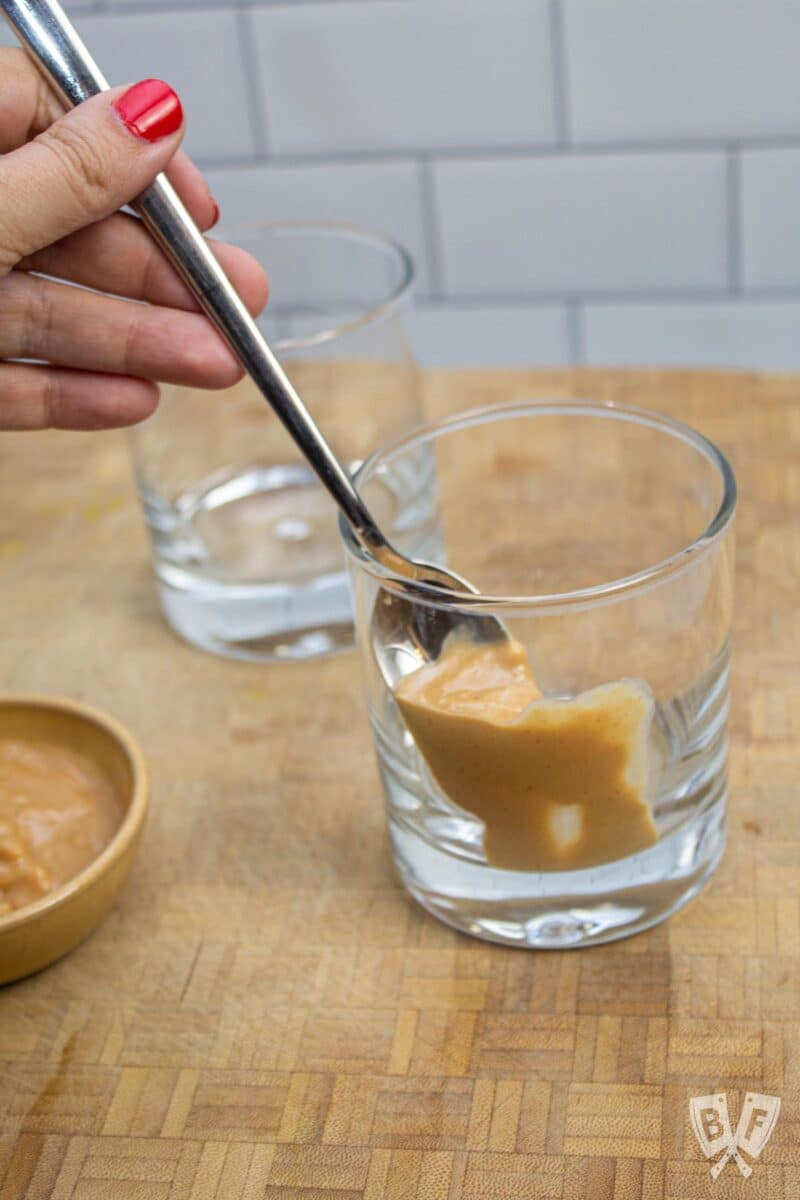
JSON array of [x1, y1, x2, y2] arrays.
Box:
[[566, 297, 584, 365], [417, 157, 446, 301], [194, 138, 800, 172], [549, 0, 572, 146], [236, 5, 270, 161], [392, 286, 800, 308], [291, 285, 800, 309], [726, 146, 743, 295], [239, 0, 399, 5]]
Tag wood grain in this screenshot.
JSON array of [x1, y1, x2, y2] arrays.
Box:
[[0, 368, 798, 1198]]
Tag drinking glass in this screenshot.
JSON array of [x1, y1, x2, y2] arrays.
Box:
[[129, 222, 418, 661], [343, 400, 736, 948]]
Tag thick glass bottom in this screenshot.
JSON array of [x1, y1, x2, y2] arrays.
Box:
[[142, 463, 356, 662], [390, 790, 726, 948], [157, 569, 354, 663]]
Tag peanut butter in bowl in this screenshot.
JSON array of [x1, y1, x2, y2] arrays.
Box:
[[0, 697, 147, 986], [0, 737, 124, 915], [395, 634, 658, 873]]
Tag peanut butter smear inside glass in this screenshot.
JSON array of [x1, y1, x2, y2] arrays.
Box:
[[395, 636, 658, 872], [0, 739, 123, 914]]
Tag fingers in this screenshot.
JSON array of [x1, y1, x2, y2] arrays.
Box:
[[0, 48, 63, 152], [0, 51, 218, 231], [0, 52, 260, 432], [19, 215, 269, 315], [0, 363, 159, 431], [0, 272, 245, 388], [0, 79, 185, 276], [166, 151, 219, 232]]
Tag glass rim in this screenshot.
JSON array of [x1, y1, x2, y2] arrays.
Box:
[[214, 218, 415, 352], [341, 398, 737, 612]]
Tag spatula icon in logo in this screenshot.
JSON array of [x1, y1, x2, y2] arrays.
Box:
[[689, 1093, 781, 1178]]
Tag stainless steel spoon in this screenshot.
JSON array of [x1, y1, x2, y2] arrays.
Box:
[[3, 0, 507, 678]]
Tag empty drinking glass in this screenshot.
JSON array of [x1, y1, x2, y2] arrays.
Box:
[[130, 222, 418, 661]]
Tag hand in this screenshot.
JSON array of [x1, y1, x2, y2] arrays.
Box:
[[0, 52, 269, 431]]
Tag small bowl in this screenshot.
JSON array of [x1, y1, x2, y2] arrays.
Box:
[[0, 696, 148, 985]]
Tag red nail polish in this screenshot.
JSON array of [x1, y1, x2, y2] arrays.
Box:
[[113, 79, 183, 142], [209, 199, 220, 228]]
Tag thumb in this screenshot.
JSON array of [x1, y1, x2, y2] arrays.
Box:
[[0, 79, 184, 276]]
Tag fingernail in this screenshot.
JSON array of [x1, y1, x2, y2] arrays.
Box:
[[209, 199, 220, 228], [113, 79, 183, 142]]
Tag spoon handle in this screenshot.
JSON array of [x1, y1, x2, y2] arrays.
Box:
[[2, 0, 386, 551]]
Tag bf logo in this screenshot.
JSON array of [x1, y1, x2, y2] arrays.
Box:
[[690, 1093, 781, 1178]]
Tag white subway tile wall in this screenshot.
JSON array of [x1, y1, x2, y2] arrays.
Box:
[[564, 0, 800, 143], [3, 0, 800, 369], [742, 148, 800, 292], [248, 1, 556, 155], [583, 301, 800, 371], [412, 304, 571, 369], [433, 152, 728, 296]]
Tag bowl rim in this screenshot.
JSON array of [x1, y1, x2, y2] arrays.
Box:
[[0, 695, 148, 932]]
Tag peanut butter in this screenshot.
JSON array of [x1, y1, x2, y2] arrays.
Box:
[[0, 738, 123, 915], [395, 636, 658, 872]]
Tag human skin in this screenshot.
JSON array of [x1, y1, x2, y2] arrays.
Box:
[[0, 54, 269, 431]]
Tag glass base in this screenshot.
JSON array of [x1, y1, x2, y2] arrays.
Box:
[[144, 462, 357, 662], [157, 569, 354, 663], [390, 791, 726, 949]]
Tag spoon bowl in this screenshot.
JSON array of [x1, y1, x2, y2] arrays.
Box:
[[366, 556, 508, 687]]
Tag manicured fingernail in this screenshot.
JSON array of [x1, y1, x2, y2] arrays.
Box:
[[209, 199, 220, 228], [113, 79, 183, 142]]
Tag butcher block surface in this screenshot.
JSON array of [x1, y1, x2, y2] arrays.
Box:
[[0, 368, 797, 1199]]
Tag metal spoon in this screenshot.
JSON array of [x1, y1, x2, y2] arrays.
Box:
[[2, 0, 507, 679]]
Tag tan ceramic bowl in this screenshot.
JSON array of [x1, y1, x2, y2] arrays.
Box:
[[0, 696, 148, 986]]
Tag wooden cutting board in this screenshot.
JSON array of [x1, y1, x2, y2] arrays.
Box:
[[0, 368, 797, 1199]]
